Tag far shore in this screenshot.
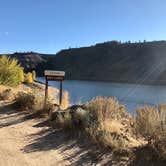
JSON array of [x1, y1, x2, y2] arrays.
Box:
[[36, 76, 166, 86]]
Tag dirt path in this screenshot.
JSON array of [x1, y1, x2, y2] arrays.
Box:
[[0, 101, 73, 166], [0, 101, 122, 166]]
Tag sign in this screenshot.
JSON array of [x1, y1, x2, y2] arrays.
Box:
[[44, 70, 65, 105], [44, 70, 65, 77]]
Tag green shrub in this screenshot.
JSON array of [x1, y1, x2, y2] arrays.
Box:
[[25, 72, 33, 84], [19, 69, 24, 82], [0, 55, 24, 86], [32, 70, 36, 81]]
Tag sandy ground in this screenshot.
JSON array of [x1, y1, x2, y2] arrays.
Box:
[[0, 101, 72, 166], [0, 100, 114, 166], [1, 100, 162, 166]]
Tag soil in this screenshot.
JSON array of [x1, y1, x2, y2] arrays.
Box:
[[0, 100, 117, 166], [0, 100, 72, 166]]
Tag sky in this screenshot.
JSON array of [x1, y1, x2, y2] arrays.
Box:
[[0, 0, 166, 54]]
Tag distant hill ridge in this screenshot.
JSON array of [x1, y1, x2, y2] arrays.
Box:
[[1, 40, 166, 85], [0, 52, 55, 73]]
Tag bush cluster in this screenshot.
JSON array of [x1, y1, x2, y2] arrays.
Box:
[[25, 72, 33, 84], [0, 55, 37, 86], [52, 97, 130, 151], [0, 55, 24, 86], [136, 105, 166, 159], [51, 96, 166, 160], [83, 97, 128, 150], [14, 91, 54, 114]]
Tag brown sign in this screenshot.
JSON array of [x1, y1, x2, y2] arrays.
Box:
[[44, 70, 65, 106], [46, 76, 64, 81]]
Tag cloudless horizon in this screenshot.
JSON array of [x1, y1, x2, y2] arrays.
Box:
[[0, 0, 166, 54]]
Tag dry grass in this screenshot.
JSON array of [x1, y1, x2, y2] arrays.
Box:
[[85, 97, 126, 121], [60, 91, 70, 110], [14, 90, 54, 114], [52, 112, 73, 129], [52, 97, 140, 151], [136, 105, 166, 159], [0, 88, 14, 100], [83, 97, 129, 151], [0, 85, 16, 100], [14, 91, 35, 110]]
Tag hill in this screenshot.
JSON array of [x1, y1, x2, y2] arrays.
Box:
[[45, 40, 166, 85], [0, 52, 55, 73], [2, 40, 166, 84]]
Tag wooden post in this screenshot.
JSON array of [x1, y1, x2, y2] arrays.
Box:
[[44, 77, 48, 106], [59, 80, 62, 105]]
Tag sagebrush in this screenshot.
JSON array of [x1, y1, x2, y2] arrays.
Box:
[[136, 105, 166, 159]]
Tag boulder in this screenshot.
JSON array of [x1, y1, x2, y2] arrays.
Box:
[[49, 104, 88, 128]]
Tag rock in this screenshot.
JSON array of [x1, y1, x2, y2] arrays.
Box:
[[49, 104, 88, 128], [70, 106, 87, 126]]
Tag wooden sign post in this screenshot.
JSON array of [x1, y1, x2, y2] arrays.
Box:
[[44, 70, 65, 106]]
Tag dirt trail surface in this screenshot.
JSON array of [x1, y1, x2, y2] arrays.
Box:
[[0, 101, 115, 166], [0, 100, 78, 166]]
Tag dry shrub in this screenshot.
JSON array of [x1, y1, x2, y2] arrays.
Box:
[[51, 111, 73, 129], [60, 91, 70, 110], [85, 97, 126, 121], [14, 91, 53, 114], [0, 88, 14, 100], [98, 130, 126, 150], [84, 97, 128, 151], [136, 105, 166, 159], [14, 91, 35, 110], [43, 100, 54, 114]]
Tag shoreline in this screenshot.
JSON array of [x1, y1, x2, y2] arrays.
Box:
[[36, 77, 166, 87]]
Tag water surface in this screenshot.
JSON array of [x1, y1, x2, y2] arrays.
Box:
[[37, 77, 166, 114]]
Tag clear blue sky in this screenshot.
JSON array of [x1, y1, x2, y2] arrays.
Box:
[[0, 0, 166, 54]]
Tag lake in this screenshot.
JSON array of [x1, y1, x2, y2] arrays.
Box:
[[37, 77, 166, 114]]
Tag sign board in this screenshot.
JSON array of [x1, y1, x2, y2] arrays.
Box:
[[44, 70, 65, 77], [44, 70, 65, 105]]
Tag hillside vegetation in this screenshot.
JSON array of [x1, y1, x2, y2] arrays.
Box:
[[48, 40, 166, 84], [2, 40, 166, 84]]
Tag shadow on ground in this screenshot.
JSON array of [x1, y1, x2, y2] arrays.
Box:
[[23, 127, 113, 166], [0, 101, 44, 128], [1, 101, 165, 165], [23, 120, 166, 166], [129, 145, 166, 166]]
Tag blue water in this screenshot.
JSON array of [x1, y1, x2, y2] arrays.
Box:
[[37, 77, 166, 114]]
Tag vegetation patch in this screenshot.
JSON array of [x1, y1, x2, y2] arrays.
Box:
[[136, 105, 166, 159], [0, 88, 14, 100], [50, 97, 142, 152], [13, 90, 54, 114], [0, 55, 24, 86]]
